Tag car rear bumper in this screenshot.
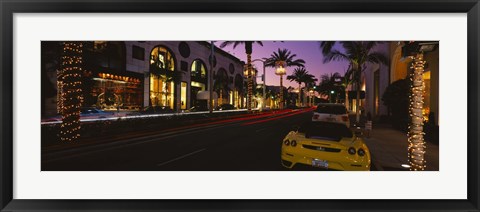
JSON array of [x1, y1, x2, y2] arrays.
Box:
[[281, 150, 370, 171]]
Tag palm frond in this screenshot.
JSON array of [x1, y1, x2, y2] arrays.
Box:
[[323, 50, 349, 63], [320, 41, 336, 56], [366, 52, 389, 65]]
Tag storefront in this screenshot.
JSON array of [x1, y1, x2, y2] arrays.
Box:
[[149, 45, 176, 109], [190, 59, 208, 108], [88, 71, 143, 111]]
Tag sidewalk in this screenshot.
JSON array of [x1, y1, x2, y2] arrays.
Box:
[[363, 124, 439, 171]]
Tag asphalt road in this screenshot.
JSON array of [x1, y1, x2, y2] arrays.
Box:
[[42, 109, 316, 171]]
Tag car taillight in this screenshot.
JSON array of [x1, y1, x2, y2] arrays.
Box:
[[313, 114, 319, 119], [348, 147, 356, 155], [342, 115, 349, 122], [290, 140, 297, 147]]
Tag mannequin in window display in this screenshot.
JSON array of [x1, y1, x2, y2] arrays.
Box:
[[158, 54, 165, 69]]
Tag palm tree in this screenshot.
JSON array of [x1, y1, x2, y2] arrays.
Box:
[[402, 41, 438, 171], [265, 48, 305, 109], [219, 41, 263, 111], [59, 41, 84, 142], [341, 65, 355, 110], [317, 72, 343, 102], [264, 48, 306, 67], [320, 41, 388, 123], [303, 74, 318, 106], [214, 73, 229, 106], [287, 67, 308, 107]]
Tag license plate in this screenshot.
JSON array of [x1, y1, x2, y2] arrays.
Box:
[[312, 159, 328, 168]]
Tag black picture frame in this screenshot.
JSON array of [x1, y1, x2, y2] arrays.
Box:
[[1, 0, 479, 211]]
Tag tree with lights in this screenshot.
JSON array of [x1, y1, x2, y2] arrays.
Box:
[[408, 52, 427, 170], [219, 41, 263, 111], [59, 42, 84, 142], [402, 41, 438, 171]]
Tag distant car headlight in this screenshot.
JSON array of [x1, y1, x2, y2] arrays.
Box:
[[284, 140, 290, 146], [290, 140, 297, 147], [357, 148, 366, 156], [348, 147, 356, 155]]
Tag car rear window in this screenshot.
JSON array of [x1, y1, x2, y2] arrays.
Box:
[[299, 121, 353, 140], [315, 105, 347, 114]]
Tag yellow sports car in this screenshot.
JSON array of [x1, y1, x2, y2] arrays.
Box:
[[281, 121, 371, 171]]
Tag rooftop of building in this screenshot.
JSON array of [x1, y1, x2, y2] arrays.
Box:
[[197, 41, 245, 65]]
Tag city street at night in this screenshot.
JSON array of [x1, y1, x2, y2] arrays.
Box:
[[41, 41, 440, 171], [43, 108, 317, 171]]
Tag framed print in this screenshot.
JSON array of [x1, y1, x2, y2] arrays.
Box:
[[1, 0, 479, 211]]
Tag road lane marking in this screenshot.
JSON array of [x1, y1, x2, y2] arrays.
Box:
[[43, 110, 297, 157], [42, 123, 232, 164], [255, 127, 269, 132], [157, 148, 206, 166]]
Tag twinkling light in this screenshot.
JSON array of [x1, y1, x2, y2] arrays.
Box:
[[408, 53, 427, 171], [59, 42, 83, 142]]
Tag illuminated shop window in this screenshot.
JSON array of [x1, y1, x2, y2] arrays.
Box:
[[423, 70, 431, 122], [191, 60, 207, 79], [150, 74, 174, 109], [150, 46, 175, 72], [190, 60, 208, 107], [149, 46, 176, 109], [91, 73, 142, 111], [181, 82, 187, 110]]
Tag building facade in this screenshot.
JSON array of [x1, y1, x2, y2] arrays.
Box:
[[42, 41, 246, 117], [356, 41, 439, 126], [388, 41, 439, 125]]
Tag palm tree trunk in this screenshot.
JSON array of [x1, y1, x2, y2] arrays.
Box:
[[408, 53, 426, 171], [279, 75, 283, 109], [59, 41, 83, 142], [345, 88, 350, 111], [298, 83, 301, 107], [303, 85, 307, 106], [355, 70, 361, 124], [247, 53, 252, 111]]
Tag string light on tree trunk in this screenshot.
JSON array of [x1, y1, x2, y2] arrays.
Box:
[[408, 52, 427, 171], [59, 41, 83, 142]]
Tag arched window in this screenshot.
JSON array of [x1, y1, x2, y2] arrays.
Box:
[[150, 46, 175, 74], [149, 46, 176, 109], [191, 60, 207, 80], [190, 59, 208, 108]]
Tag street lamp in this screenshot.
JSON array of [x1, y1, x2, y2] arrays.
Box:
[[252, 59, 266, 111], [330, 90, 335, 103], [275, 61, 287, 109]]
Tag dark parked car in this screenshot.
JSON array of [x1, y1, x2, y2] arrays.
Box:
[[189, 105, 209, 112], [80, 107, 114, 119], [216, 104, 236, 111]]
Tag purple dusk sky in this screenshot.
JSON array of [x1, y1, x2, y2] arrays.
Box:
[[215, 41, 350, 88]]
